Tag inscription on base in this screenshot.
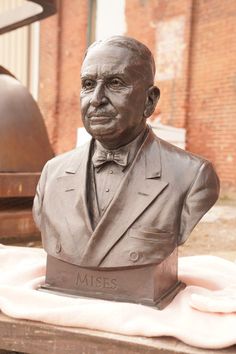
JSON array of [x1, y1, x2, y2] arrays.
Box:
[[76, 272, 118, 290]]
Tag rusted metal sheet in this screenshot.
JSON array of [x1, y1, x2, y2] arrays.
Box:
[[0, 2, 56, 243], [0, 173, 40, 197], [0, 73, 54, 172], [0, 204, 40, 240]]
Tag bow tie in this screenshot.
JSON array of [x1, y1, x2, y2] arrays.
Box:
[[92, 148, 129, 168]]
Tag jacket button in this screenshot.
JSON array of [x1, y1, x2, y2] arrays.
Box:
[[55, 242, 61, 253], [129, 251, 139, 262]]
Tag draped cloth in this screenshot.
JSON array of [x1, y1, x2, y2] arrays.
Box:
[[0, 244, 236, 350]]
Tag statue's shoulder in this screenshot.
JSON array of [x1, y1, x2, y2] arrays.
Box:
[[151, 135, 219, 190], [151, 133, 211, 173], [44, 140, 91, 177]]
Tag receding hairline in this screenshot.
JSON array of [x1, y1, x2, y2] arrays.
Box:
[[84, 36, 156, 84]]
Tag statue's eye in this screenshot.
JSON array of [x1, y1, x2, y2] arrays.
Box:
[[108, 78, 123, 88], [82, 79, 95, 90]]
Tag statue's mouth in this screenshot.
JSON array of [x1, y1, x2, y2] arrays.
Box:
[[88, 110, 116, 118], [89, 115, 115, 124]]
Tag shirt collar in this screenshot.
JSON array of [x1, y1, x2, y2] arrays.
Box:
[[94, 126, 149, 170]]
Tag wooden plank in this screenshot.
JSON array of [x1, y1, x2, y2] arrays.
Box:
[[0, 173, 40, 197], [0, 313, 235, 354]]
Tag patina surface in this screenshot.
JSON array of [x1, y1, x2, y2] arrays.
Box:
[[33, 36, 219, 308]]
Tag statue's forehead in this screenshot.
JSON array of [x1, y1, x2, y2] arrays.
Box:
[[81, 63, 135, 77], [84, 44, 134, 62], [82, 45, 144, 74], [81, 60, 146, 82]]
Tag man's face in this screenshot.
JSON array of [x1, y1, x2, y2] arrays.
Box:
[[80, 44, 149, 148]]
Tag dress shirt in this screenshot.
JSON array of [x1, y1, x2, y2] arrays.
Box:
[[87, 127, 148, 229]]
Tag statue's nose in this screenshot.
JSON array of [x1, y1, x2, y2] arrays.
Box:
[[90, 83, 108, 107]]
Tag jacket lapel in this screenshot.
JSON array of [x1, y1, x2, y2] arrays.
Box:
[[57, 141, 93, 239], [81, 130, 169, 266]]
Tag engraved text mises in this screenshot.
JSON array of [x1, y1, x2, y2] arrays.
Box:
[[76, 272, 118, 290]]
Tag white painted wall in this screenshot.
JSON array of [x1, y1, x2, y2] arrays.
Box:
[[155, 16, 186, 81], [95, 0, 126, 40], [148, 118, 186, 150]]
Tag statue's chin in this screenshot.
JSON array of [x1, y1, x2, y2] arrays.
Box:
[[86, 123, 121, 143]]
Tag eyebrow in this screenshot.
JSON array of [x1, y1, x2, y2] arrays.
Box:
[[81, 71, 126, 80]]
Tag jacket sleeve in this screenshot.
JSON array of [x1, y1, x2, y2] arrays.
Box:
[[179, 161, 220, 245], [32, 161, 49, 230]]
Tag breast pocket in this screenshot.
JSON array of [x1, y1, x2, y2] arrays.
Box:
[[129, 227, 176, 243], [126, 228, 177, 265]]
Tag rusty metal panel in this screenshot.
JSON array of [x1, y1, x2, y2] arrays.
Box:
[[0, 173, 40, 197], [0, 204, 40, 239], [0, 73, 54, 172]]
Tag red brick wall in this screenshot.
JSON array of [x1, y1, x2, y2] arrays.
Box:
[[38, 0, 236, 191], [126, 0, 193, 128], [126, 0, 236, 191], [38, 11, 59, 151], [186, 0, 236, 189], [38, 0, 89, 154]]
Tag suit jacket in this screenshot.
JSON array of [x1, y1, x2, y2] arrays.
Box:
[[33, 128, 219, 268]]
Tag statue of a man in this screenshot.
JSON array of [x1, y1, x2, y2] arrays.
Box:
[[33, 36, 219, 272]]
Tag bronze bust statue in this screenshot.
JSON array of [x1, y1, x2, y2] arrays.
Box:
[[33, 36, 219, 308]]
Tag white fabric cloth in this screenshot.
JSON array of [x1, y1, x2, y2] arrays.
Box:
[[0, 244, 236, 349]]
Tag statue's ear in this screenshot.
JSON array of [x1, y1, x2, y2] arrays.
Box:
[[143, 86, 160, 118]]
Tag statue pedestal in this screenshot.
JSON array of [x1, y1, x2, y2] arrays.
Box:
[[40, 249, 185, 309]]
